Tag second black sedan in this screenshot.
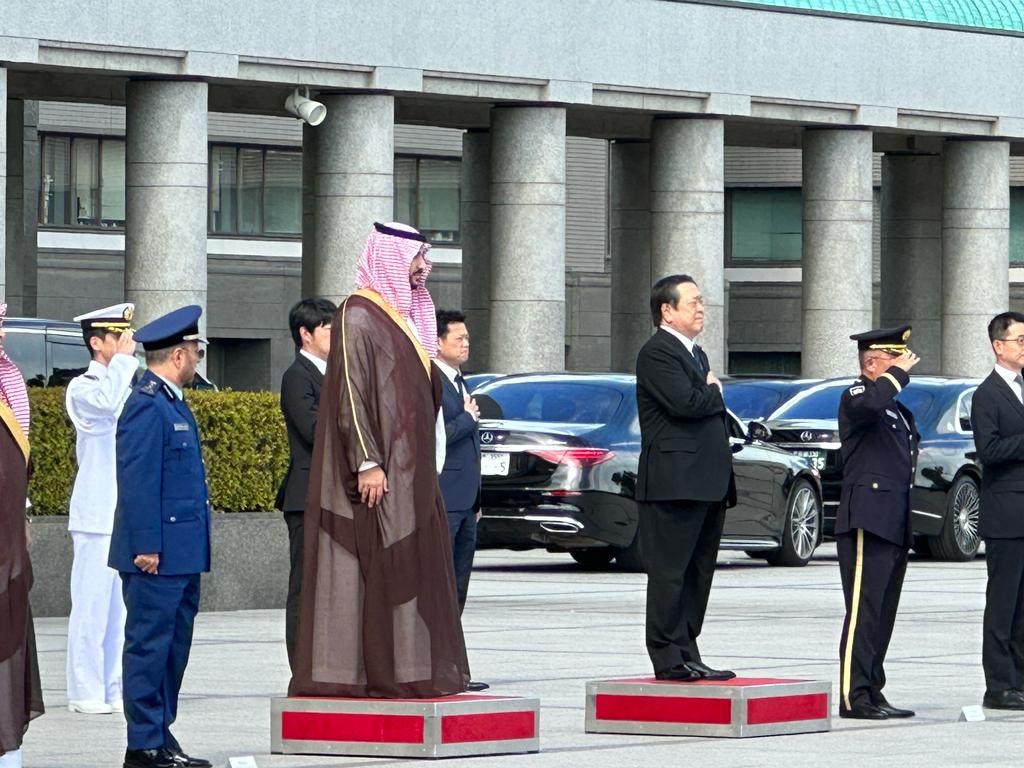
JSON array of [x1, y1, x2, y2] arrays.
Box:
[[472, 373, 824, 568], [756, 376, 981, 561]]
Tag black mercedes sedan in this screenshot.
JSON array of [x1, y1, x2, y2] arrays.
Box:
[[722, 377, 822, 420], [757, 376, 981, 561], [473, 373, 824, 568]]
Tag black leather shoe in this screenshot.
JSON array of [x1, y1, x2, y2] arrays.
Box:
[[166, 747, 212, 768], [983, 689, 1024, 710], [839, 703, 890, 720], [654, 665, 701, 682], [873, 694, 915, 718], [124, 748, 177, 768], [686, 661, 736, 681], [466, 680, 490, 692]]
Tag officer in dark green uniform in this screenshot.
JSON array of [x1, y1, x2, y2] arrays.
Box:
[[836, 326, 920, 721]]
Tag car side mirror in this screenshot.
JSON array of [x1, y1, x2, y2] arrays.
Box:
[[747, 421, 771, 443]]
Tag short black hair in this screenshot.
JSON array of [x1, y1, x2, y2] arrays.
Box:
[[436, 309, 467, 338], [649, 275, 696, 327], [82, 327, 108, 359], [988, 311, 1024, 342], [288, 298, 337, 348]]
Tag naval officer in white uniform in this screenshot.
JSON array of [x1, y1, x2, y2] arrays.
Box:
[[65, 303, 138, 715]]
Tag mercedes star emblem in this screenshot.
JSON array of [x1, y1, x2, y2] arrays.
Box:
[[800, 431, 814, 442], [480, 431, 494, 444]]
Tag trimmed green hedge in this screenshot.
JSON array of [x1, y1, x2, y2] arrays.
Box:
[[27, 388, 289, 515]]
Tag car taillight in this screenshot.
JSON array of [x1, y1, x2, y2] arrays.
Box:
[[527, 447, 614, 467]]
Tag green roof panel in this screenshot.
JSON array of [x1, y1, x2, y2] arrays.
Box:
[[728, 0, 1024, 32]]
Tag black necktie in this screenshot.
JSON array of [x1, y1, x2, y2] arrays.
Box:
[[691, 344, 705, 375], [455, 373, 466, 396]]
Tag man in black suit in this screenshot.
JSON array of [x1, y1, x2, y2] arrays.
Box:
[[635, 274, 736, 682], [972, 310, 1024, 711], [276, 297, 336, 673], [434, 309, 488, 693], [835, 326, 919, 721]]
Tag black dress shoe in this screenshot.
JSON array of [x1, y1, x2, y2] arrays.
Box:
[[983, 689, 1024, 710], [166, 747, 212, 768], [873, 694, 915, 718], [124, 748, 177, 768], [686, 661, 736, 681], [654, 665, 701, 682], [839, 703, 889, 720], [465, 680, 490, 692]]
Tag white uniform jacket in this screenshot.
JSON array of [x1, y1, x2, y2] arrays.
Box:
[[65, 354, 137, 534]]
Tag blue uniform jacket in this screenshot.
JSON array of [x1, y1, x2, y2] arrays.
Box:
[[438, 371, 481, 512], [836, 368, 919, 548], [108, 370, 211, 575]]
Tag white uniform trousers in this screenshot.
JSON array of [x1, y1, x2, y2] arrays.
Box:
[[0, 749, 22, 767], [66, 532, 126, 704]]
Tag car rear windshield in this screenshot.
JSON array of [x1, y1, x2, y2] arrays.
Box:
[[724, 383, 800, 420], [771, 381, 934, 421], [476, 381, 623, 424]]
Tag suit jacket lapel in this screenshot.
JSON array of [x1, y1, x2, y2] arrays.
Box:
[[656, 328, 703, 381], [297, 354, 324, 385], [991, 371, 1024, 419]]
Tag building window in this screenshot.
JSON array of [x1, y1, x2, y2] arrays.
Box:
[[40, 135, 126, 228], [1011, 187, 1024, 263], [727, 188, 802, 263], [395, 156, 460, 245], [209, 145, 301, 236]]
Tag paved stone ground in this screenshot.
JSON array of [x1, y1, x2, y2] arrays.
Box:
[[23, 545, 1023, 767]]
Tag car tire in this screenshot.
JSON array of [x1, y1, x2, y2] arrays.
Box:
[[765, 479, 822, 567], [911, 535, 932, 558], [570, 547, 616, 568], [928, 473, 981, 562], [614, 533, 645, 573]]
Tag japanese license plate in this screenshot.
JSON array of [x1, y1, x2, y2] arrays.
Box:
[[793, 450, 826, 470], [481, 452, 511, 476]]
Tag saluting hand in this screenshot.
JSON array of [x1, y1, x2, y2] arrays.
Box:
[[892, 349, 920, 373], [115, 328, 137, 357], [134, 552, 159, 574], [358, 465, 389, 508]]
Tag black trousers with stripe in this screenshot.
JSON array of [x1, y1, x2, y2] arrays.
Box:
[[837, 529, 908, 710], [982, 537, 1024, 694]]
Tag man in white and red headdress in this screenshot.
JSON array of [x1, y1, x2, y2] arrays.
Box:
[[289, 222, 468, 698], [0, 303, 44, 768]]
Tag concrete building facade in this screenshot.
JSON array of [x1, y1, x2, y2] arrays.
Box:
[[6, 0, 1024, 387]]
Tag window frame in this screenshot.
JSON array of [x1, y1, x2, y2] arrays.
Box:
[[39, 132, 126, 231], [724, 185, 803, 267], [395, 153, 462, 247], [208, 142, 302, 240]]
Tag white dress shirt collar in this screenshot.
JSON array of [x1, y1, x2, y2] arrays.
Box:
[[299, 349, 328, 376], [659, 324, 697, 355], [154, 373, 182, 400], [433, 358, 461, 388], [994, 362, 1024, 402]]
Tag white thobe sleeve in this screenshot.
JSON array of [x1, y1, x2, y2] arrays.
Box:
[[435, 407, 446, 475]]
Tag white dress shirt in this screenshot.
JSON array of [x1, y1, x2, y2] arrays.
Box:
[[300, 348, 328, 375], [660, 323, 698, 356], [993, 362, 1024, 403], [66, 354, 138, 534]]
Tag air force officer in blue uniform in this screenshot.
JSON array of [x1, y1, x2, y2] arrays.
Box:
[[109, 305, 211, 768]]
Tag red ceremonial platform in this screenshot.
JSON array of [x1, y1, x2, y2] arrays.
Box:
[[271, 693, 541, 759], [585, 676, 831, 738]]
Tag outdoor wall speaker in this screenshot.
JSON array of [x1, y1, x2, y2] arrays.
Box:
[[285, 88, 327, 126]]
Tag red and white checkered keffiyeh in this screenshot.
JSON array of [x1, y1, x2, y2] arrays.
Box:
[[355, 222, 438, 357], [0, 302, 30, 433]]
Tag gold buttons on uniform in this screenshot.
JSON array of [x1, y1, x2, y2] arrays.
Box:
[[871, 482, 878, 489]]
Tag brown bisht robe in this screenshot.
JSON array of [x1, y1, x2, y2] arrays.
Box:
[[0, 403, 43, 756], [289, 289, 468, 698]]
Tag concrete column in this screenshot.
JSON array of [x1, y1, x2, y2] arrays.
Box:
[[313, 94, 393, 301], [650, 118, 725, 371], [489, 106, 566, 372], [801, 129, 874, 378], [460, 129, 491, 371], [610, 141, 652, 373], [125, 80, 208, 329], [5, 99, 21, 314], [300, 121, 317, 299], [880, 154, 943, 373], [942, 139, 1010, 377], [20, 101, 38, 316]]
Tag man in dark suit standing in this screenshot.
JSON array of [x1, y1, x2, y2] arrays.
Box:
[[276, 298, 336, 673], [635, 274, 736, 682], [972, 310, 1024, 711], [835, 326, 919, 721], [434, 309, 488, 692]]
